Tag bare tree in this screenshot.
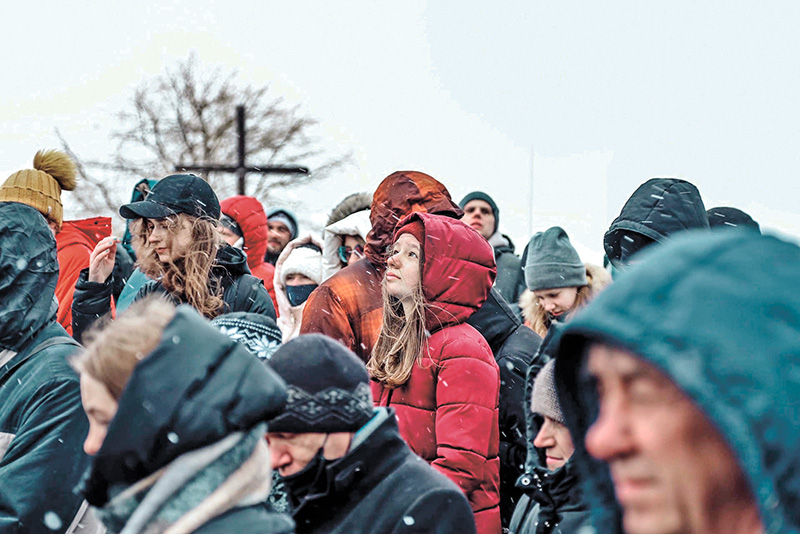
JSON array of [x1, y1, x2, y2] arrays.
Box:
[[62, 53, 350, 217]]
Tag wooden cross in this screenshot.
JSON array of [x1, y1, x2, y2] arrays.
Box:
[[176, 105, 309, 195]]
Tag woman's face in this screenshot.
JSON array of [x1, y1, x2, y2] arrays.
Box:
[[342, 234, 366, 266], [80, 373, 119, 456], [146, 216, 193, 263], [533, 416, 575, 470], [385, 233, 421, 303], [533, 286, 579, 318]]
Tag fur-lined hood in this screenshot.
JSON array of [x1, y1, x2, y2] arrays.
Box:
[[519, 263, 611, 326], [322, 193, 372, 281]]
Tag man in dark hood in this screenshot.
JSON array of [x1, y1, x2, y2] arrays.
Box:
[[604, 177, 709, 269], [0, 202, 90, 533], [553, 230, 797, 533], [300, 171, 462, 362]]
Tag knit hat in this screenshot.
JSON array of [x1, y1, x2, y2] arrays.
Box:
[[0, 150, 77, 231], [280, 243, 323, 286], [459, 191, 499, 234], [268, 208, 299, 240], [394, 218, 425, 248], [211, 311, 282, 362], [524, 226, 587, 291], [531, 359, 565, 425], [266, 334, 374, 433]]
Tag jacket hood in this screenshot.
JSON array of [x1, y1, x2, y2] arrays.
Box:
[[84, 305, 288, 507], [465, 287, 521, 352], [57, 217, 112, 250], [394, 212, 496, 331], [366, 171, 462, 266], [322, 209, 372, 281], [215, 244, 251, 277], [0, 202, 59, 351], [274, 235, 323, 340], [604, 178, 709, 265], [554, 230, 800, 533], [325, 191, 372, 227], [220, 195, 268, 272]]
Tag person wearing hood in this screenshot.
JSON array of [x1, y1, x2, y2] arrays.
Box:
[[369, 212, 501, 533], [71, 174, 275, 342], [265, 207, 299, 266], [509, 344, 590, 534], [321, 192, 372, 281], [274, 235, 323, 342], [75, 298, 294, 533], [460, 191, 526, 316], [0, 201, 91, 533], [220, 195, 279, 312], [553, 230, 795, 534], [519, 227, 609, 338], [604, 177, 708, 269], [301, 171, 463, 362], [266, 334, 476, 534]]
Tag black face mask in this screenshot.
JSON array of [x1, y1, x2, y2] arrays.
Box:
[[281, 440, 331, 507], [286, 284, 317, 307]]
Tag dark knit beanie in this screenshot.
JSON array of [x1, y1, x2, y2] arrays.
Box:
[[524, 226, 587, 291], [266, 334, 374, 433], [706, 207, 760, 233], [459, 191, 499, 234], [531, 359, 565, 425], [211, 312, 282, 362], [393, 218, 426, 248]]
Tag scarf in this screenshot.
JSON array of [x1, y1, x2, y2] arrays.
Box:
[[95, 425, 271, 534]]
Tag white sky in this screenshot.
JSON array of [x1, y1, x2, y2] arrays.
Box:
[[3, 1, 800, 263]]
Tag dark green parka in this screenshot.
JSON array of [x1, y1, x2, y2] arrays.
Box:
[[555, 230, 800, 533]]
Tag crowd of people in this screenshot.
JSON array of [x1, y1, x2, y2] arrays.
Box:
[[0, 149, 795, 534]]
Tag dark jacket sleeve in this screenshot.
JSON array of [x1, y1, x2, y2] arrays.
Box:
[[228, 274, 276, 319], [0, 378, 90, 533], [392, 488, 476, 534], [71, 267, 114, 343]]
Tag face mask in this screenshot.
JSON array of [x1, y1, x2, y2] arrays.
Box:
[[281, 439, 330, 507], [286, 284, 317, 307]]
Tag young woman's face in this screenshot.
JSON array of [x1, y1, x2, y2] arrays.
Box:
[[533, 286, 579, 318], [341, 234, 366, 266], [385, 233, 421, 303], [146, 216, 193, 263], [80, 373, 119, 456], [533, 416, 575, 470]]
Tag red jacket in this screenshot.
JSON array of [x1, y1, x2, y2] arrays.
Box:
[[220, 196, 277, 313], [56, 217, 112, 335], [371, 212, 501, 534], [301, 171, 463, 361]]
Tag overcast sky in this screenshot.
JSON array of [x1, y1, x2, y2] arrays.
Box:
[[4, 1, 799, 262]]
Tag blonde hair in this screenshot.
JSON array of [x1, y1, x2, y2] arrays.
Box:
[[368, 280, 428, 389], [527, 284, 593, 338], [73, 297, 176, 400], [131, 213, 226, 318]]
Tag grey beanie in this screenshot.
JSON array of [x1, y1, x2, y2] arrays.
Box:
[[524, 226, 587, 291], [531, 359, 565, 424]]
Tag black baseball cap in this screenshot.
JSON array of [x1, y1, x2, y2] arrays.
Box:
[[119, 174, 221, 221]]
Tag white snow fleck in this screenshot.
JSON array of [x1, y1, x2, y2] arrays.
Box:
[[402, 516, 415, 526], [167, 432, 180, 444], [43, 511, 62, 530]]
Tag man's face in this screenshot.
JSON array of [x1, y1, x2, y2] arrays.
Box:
[[585, 344, 760, 534], [267, 431, 327, 476], [461, 199, 496, 239], [267, 220, 292, 255]]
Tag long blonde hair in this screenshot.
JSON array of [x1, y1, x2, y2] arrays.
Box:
[[368, 280, 428, 389], [73, 297, 176, 400], [527, 284, 593, 338], [131, 213, 226, 318]]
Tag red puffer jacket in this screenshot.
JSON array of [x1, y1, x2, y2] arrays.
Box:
[[371, 212, 502, 534], [56, 217, 112, 335], [220, 196, 277, 312]]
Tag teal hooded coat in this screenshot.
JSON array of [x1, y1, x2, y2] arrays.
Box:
[[554, 230, 800, 533]]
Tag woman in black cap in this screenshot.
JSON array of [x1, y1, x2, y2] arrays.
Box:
[[71, 174, 275, 341]]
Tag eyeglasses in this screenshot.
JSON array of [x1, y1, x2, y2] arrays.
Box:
[[338, 244, 365, 264]]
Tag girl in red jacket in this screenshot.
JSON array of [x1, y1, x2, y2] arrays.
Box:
[[369, 212, 502, 534]]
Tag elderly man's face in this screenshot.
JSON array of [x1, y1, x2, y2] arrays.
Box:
[[584, 344, 761, 534]]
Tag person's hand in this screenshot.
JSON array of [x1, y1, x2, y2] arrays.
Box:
[[88, 236, 118, 283]]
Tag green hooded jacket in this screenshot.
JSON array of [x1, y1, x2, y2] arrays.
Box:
[[554, 230, 800, 533]]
